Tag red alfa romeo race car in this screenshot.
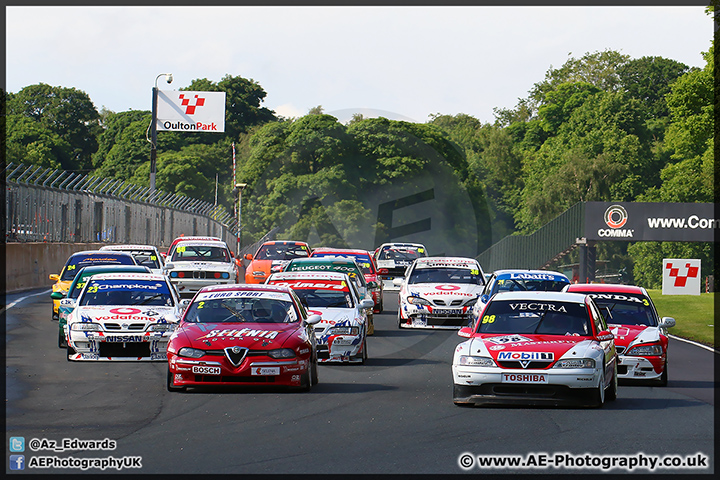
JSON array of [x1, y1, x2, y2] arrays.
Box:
[[565, 283, 675, 386], [166, 283, 321, 392]]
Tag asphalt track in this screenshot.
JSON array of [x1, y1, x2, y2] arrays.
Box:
[[4, 288, 715, 474]]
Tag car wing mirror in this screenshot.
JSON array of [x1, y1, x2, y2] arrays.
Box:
[[660, 317, 676, 328], [458, 327, 473, 338], [596, 330, 614, 342]]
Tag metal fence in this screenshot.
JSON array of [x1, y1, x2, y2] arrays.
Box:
[[4, 163, 239, 250], [476, 202, 585, 271]]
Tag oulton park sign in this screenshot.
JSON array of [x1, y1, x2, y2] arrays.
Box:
[[584, 202, 717, 242]]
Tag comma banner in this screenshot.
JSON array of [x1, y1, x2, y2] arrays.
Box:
[[156, 90, 226, 133], [584, 202, 717, 242]]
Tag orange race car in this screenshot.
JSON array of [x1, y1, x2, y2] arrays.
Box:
[[244, 240, 311, 284]]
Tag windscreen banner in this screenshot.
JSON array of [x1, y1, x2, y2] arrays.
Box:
[[662, 258, 701, 295], [584, 202, 717, 242], [156, 90, 226, 132]]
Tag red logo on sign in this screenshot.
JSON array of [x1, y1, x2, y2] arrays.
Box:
[[604, 205, 628, 229], [436, 285, 461, 291], [109, 307, 142, 315], [666, 262, 699, 287], [178, 94, 205, 115]]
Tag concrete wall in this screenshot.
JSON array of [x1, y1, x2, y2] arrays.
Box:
[[3, 242, 249, 293], [4, 242, 106, 293]]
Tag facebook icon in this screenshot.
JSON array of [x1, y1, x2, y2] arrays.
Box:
[[9, 455, 25, 470]]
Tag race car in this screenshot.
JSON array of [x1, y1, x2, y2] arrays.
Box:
[[564, 283, 675, 386], [283, 256, 375, 334], [163, 235, 223, 259], [452, 291, 618, 407], [374, 242, 428, 289], [52, 264, 151, 348], [266, 271, 374, 364], [395, 256, 485, 329], [471, 269, 570, 322], [100, 244, 165, 274], [65, 273, 183, 361], [166, 283, 322, 392], [163, 239, 240, 298], [49, 250, 138, 321], [244, 240, 311, 284], [310, 247, 384, 313]]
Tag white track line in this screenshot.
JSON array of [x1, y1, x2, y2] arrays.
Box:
[[669, 334, 718, 354], [5, 289, 52, 310]]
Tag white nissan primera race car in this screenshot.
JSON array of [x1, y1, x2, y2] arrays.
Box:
[[66, 273, 182, 361], [266, 271, 374, 363], [394, 257, 485, 329]]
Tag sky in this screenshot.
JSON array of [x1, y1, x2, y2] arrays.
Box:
[[5, 5, 713, 125]]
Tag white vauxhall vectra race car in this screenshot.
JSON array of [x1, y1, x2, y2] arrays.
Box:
[[452, 291, 618, 408], [394, 257, 485, 329], [65, 273, 183, 361]]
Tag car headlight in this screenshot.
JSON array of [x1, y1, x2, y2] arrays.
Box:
[[626, 344, 663, 356], [458, 355, 496, 367], [553, 358, 596, 369], [328, 326, 360, 336], [149, 323, 176, 332], [70, 323, 101, 331], [407, 296, 431, 305], [267, 348, 296, 359], [177, 347, 205, 358], [464, 298, 478, 307]]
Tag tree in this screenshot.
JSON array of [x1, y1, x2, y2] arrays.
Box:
[[6, 83, 101, 171]]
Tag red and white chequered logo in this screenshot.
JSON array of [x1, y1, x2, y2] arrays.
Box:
[[178, 94, 205, 115], [662, 259, 701, 295]]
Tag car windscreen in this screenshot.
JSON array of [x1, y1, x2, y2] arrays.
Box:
[[79, 279, 174, 307], [581, 293, 657, 326], [255, 244, 309, 260], [171, 245, 230, 263], [183, 297, 297, 324], [492, 278, 569, 294], [378, 247, 425, 261], [409, 267, 483, 285], [478, 300, 591, 336], [125, 250, 161, 269], [287, 287, 353, 309], [313, 253, 375, 275], [61, 254, 136, 280]]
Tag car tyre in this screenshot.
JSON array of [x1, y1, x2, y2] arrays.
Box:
[[58, 328, 67, 349], [657, 360, 668, 387], [311, 352, 319, 385], [360, 336, 368, 365], [607, 362, 618, 401], [367, 315, 375, 336], [397, 309, 404, 329], [592, 369, 606, 408], [453, 384, 474, 407], [167, 368, 186, 392]]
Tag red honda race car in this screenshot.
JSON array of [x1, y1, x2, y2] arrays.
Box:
[[564, 284, 675, 386], [166, 283, 321, 392]]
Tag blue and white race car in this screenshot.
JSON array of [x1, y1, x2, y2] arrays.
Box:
[[471, 269, 570, 323]]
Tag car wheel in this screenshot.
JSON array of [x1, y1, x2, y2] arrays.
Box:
[[367, 315, 374, 336], [607, 362, 618, 401], [397, 309, 404, 329], [311, 353, 319, 385], [66, 344, 76, 362], [592, 369, 606, 408], [299, 370, 312, 392], [658, 360, 668, 387], [361, 336, 368, 365], [167, 368, 186, 392], [58, 329, 67, 349], [52, 311, 59, 321]]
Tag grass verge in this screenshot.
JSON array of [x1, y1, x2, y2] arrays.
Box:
[[646, 289, 714, 348]]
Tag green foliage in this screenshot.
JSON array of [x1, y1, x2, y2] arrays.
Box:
[[6, 83, 101, 171]]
